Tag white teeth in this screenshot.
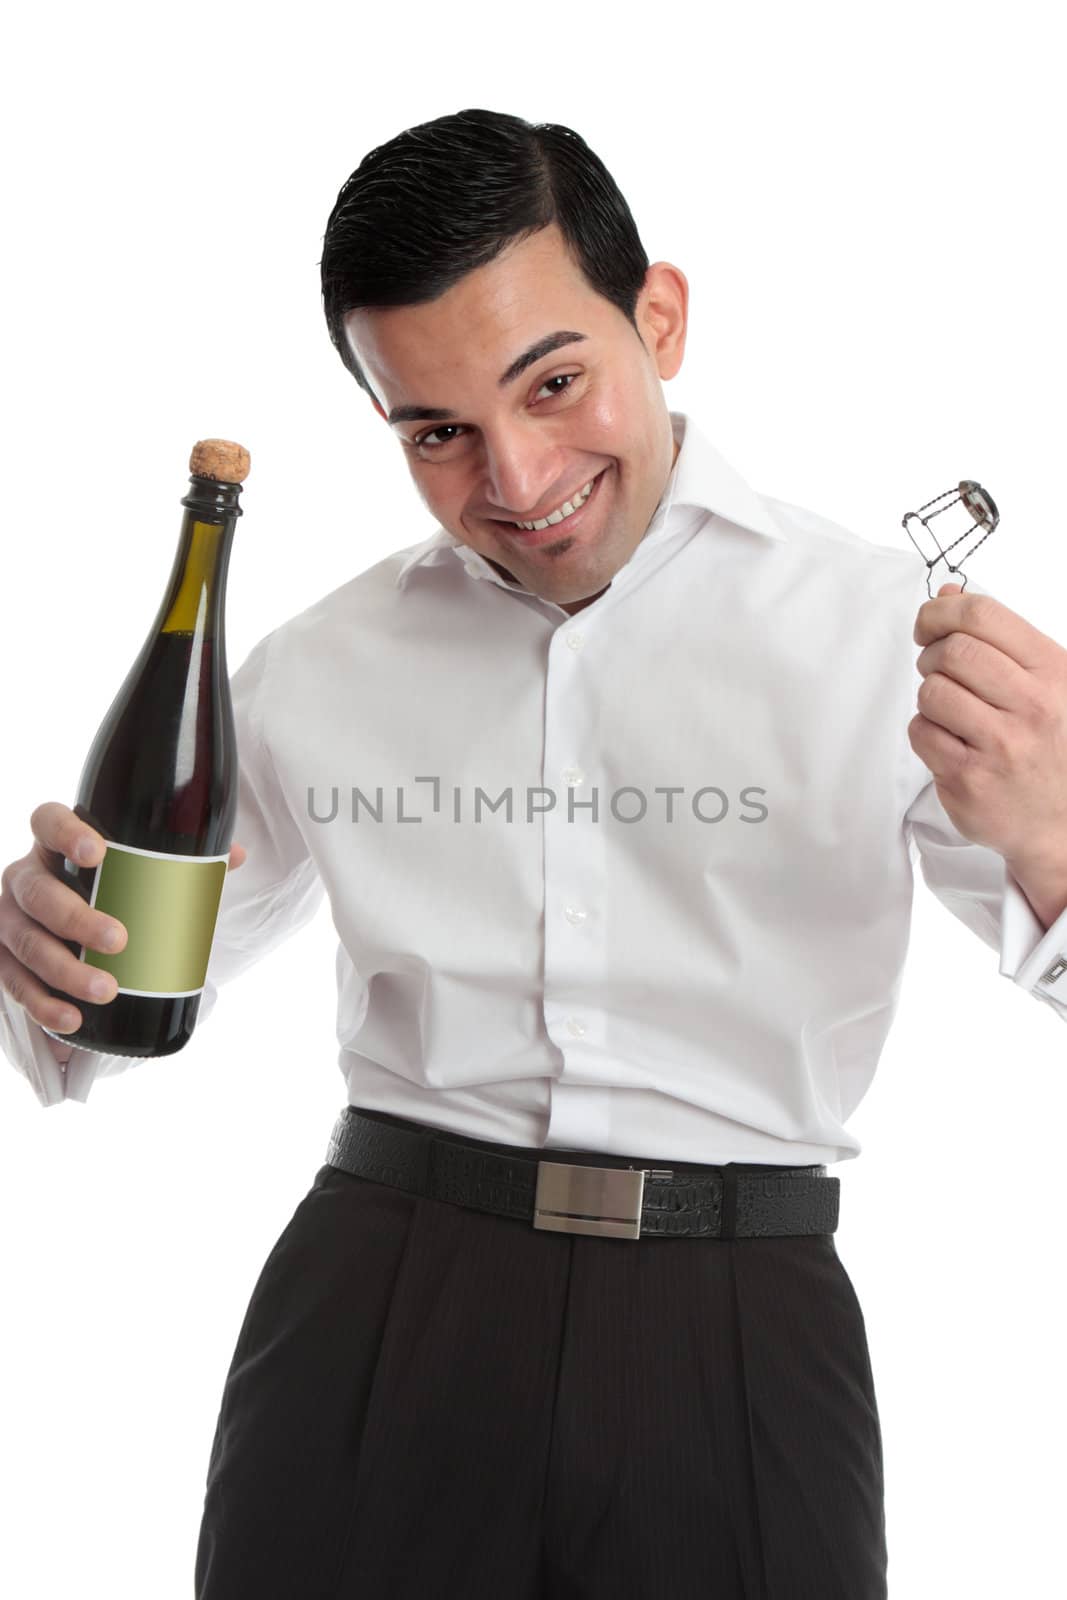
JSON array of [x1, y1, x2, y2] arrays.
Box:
[[515, 476, 596, 531]]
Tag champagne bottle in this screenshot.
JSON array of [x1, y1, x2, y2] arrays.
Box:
[[42, 439, 251, 1058]]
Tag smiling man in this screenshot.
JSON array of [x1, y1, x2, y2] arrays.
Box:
[[3, 106, 1067, 1600], [344, 222, 683, 615]]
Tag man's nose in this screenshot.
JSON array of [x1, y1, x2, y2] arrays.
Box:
[[481, 432, 561, 517]]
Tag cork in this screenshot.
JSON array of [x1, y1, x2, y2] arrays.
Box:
[[189, 439, 251, 484]]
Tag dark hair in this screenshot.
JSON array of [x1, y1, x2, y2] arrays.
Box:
[[319, 108, 651, 401]]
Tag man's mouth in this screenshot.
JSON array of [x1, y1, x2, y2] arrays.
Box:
[[502, 467, 608, 546]]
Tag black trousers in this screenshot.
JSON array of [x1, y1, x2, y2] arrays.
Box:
[[194, 1116, 888, 1598]]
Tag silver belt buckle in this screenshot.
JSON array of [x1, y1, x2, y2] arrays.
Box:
[[533, 1160, 647, 1240]]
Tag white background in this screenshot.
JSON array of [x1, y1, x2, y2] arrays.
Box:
[[1, 2, 1064, 1594]]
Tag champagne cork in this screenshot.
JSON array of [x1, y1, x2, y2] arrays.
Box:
[[189, 439, 251, 484]]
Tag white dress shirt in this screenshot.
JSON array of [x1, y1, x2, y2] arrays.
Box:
[[4, 410, 1066, 1164]]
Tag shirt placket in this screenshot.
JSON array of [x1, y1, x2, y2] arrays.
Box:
[[540, 609, 613, 1151]]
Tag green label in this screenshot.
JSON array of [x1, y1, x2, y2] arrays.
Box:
[[78, 841, 229, 997]]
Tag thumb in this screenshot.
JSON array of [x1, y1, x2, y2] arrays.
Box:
[[937, 582, 964, 597], [227, 842, 247, 871]]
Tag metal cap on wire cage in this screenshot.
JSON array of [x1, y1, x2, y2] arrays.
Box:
[[902, 480, 999, 597]]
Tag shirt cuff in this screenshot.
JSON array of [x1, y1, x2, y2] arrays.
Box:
[[0, 995, 69, 1106], [999, 866, 1067, 1017], [0, 987, 137, 1106], [63, 1046, 128, 1102]]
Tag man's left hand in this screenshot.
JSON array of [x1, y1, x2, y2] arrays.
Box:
[[910, 583, 1067, 884]]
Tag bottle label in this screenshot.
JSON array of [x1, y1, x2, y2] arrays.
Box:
[[77, 840, 229, 997]]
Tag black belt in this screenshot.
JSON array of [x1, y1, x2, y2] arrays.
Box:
[[325, 1106, 840, 1241]]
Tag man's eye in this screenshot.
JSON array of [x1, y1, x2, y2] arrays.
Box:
[[413, 373, 579, 452], [534, 373, 578, 401], [415, 424, 464, 450]]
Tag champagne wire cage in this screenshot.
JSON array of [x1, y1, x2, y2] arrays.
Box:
[[902, 480, 999, 597]]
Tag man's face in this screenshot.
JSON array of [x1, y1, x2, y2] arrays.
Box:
[[343, 223, 688, 616]]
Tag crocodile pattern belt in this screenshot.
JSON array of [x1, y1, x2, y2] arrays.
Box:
[[325, 1106, 840, 1241]]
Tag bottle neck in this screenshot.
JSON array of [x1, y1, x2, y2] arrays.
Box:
[[159, 476, 242, 638]]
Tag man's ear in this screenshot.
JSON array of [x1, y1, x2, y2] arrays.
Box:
[[636, 260, 688, 383]]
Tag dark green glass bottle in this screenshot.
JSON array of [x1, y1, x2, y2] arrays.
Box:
[[42, 439, 250, 1058]]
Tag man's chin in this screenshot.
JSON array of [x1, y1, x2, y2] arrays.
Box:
[[481, 542, 615, 607]]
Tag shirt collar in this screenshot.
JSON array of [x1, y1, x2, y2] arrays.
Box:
[[394, 409, 787, 592]]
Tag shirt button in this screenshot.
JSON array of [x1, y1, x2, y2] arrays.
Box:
[[564, 905, 588, 925], [566, 1017, 587, 1038], [562, 766, 584, 787], [566, 631, 584, 651]]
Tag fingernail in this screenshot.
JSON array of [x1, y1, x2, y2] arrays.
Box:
[[75, 836, 98, 864], [100, 925, 123, 950]]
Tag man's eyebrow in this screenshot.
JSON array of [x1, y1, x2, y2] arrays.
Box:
[[386, 330, 588, 426]]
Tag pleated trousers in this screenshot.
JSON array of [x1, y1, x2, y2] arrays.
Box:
[[194, 1119, 888, 1598]]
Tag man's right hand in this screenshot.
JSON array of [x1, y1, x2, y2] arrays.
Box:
[[0, 802, 246, 1070]]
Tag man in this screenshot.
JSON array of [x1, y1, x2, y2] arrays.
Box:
[[2, 107, 1066, 1598]]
